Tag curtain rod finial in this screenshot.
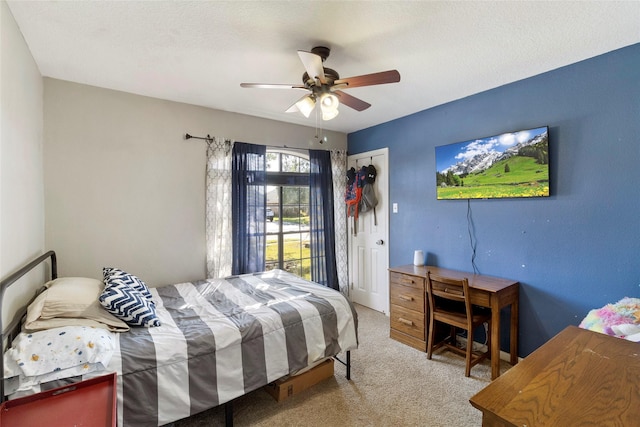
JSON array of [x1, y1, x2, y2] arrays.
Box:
[[185, 133, 192, 140]]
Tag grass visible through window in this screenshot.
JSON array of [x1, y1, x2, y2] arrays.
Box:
[[266, 239, 311, 279]]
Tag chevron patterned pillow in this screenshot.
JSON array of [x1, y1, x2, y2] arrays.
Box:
[[99, 277, 161, 327], [103, 267, 154, 302]]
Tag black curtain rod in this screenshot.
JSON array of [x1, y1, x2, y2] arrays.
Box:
[[185, 133, 330, 152], [184, 133, 215, 142]]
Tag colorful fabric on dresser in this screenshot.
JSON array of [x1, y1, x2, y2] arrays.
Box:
[[579, 297, 640, 341]]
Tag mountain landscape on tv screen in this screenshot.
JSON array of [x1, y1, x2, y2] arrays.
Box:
[[436, 127, 549, 200]]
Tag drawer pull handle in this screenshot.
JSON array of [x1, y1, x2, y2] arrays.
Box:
[[398, 317, 413, 326], [399, 295, 414, 301]]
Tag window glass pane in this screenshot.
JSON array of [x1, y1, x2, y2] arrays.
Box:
[[299, 157, 310, 173], [283, 234, 310, 278], [265, 150, 311, 280], [265, 234, 280, 271], [266, 185, 278, 221], [266, 152, 280, 172], [279, 154, 310, 173], [281, 187, 310, 232], [281, 154, 299, 172], [265, 185, 279, 271]]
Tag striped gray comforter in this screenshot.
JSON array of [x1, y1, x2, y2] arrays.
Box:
[[105, 269, 358, 426]]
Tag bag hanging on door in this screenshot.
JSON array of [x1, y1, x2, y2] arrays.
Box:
[[358, 165, 378, 225], [345, 166, 368, 235], [359, 180, 378, 224], [365, 164, 377, 184], [345, 167, 367, 219]]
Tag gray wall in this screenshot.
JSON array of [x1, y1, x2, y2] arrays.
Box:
[[0, 1, 46, 327], [43, 79, 347, 286]]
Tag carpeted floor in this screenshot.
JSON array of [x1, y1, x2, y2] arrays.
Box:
[[173, 304, 509, 426]]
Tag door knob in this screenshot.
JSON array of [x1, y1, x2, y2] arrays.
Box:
[[376, 240, 384, 245]]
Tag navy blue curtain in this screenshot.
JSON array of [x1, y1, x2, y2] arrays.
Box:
[[231, 142, 266, 274], [309, 149, 339, 290]]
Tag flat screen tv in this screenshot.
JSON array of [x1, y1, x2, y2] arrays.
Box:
[[435, 126, 549, 200]]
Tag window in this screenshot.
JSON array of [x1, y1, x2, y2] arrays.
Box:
[[265, 151, 311, 279]]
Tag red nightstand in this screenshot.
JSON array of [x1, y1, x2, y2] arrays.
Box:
[[1, 373, 117, 427]]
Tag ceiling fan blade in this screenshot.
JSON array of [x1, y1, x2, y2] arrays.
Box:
[[334, 90, 371, 111], [298, 50, 326, 84], [334, 70, 400, 88], [240, 83, 306, 89]]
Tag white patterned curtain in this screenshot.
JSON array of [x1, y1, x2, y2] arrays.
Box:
[[206, 137, 234, 278], [331, 149, 349, 295]]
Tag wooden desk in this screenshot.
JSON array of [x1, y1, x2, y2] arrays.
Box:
[[389, 265, 519, 379], [470, 326, 640, 426]]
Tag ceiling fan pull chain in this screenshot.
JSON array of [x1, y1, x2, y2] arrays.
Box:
[[316, 104, 319, 133]]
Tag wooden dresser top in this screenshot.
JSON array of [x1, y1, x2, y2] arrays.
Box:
[[470, 325, 640, 426]]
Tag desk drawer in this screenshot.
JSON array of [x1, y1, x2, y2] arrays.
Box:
[[390, 304, 425, 339], [390, 272, 424, 290], [390, 283, 424, 313], [430, 281, 465, 297]]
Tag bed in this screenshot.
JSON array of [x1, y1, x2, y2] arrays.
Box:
[[1, 251, 358, 426]]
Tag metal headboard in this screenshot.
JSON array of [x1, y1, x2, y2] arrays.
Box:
[[0, 250, 57, 401]]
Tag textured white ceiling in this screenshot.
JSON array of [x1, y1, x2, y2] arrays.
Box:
[[7, 1, 640, 134]]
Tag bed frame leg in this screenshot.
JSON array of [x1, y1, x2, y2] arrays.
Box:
[[333, 350, 352, 380], [224, 401, 233, 427]]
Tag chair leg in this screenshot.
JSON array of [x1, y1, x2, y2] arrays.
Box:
[[486, 322, 491, 360], [427, 315, 435, 359], [465, 328, 473, 377]]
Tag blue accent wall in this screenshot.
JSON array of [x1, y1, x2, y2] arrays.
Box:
[[348, 43, 640, 357]]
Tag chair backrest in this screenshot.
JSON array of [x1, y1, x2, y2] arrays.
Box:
[[426, 272, 472, 327]]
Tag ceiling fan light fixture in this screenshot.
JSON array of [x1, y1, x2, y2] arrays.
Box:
[[295, 95, 316, 118], [320, 92, 339, 120], [320, 92, 338, 109], [322, 108, 339, 121]]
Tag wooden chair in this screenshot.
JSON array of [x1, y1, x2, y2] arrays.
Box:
[[426, 272, 491, 377]]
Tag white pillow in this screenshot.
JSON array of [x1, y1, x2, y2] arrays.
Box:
[[24, 277, 129, 332]]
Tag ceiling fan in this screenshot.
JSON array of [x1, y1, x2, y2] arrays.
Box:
[[240, 46, 401, 121]]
